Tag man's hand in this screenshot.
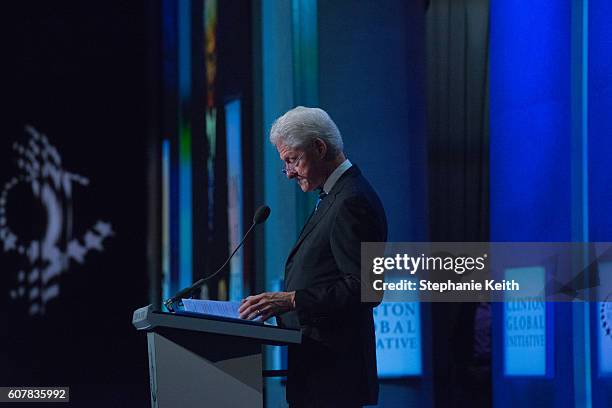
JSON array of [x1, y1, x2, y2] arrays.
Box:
[[239, 291, 296, 321]]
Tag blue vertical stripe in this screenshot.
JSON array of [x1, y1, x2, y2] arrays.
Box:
[[225, 99, 243, 301], [581, 0, 589, 242], [581, 1, 592, 405], [571, 0, 592, 405], [178, 0, 193, 291], [162, 139, 171, 302]]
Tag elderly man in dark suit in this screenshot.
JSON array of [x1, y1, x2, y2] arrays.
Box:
[[239, 106, 387, 407]]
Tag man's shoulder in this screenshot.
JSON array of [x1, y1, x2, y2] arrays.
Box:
[[334, 167, 378, 200], [330, 169, 388, 239], [334, 172, 385, 216]]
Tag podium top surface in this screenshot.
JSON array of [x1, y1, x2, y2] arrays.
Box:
[[132, 305, 301, 345]]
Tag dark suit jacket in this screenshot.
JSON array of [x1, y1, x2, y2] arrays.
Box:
[[278, 165, 387, 407]]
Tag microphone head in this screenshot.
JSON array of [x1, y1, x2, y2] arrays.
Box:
[[253, 205, 271, 225]]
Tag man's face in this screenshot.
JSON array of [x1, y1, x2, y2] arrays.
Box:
[[277, 142, 325, 192]]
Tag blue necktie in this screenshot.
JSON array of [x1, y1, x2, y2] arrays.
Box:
[[315, 190, 328, 211]]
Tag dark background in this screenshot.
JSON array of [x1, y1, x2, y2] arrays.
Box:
[[1, 1, 151, 405]]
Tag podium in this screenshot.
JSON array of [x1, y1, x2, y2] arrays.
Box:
[[132, 305, 301, 408]]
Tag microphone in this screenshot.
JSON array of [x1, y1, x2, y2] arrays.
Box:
[[164, 205, 271, 311], [253, 205, 271, 225]]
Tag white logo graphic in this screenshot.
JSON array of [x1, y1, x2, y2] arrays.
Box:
[[0, 126, 113, 315]]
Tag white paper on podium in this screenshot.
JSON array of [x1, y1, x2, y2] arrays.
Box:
[[181, 299, 276, 325], [181, 299, 241, 318]]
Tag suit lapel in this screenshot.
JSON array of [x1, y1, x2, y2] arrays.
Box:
[[285, 165, 360, 265], [296, 206, 316, 239], [288, 192, 336, 258]]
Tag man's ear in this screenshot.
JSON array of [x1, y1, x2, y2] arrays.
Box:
[[314, 138, 328, 159]]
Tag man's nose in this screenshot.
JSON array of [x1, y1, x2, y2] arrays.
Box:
[[286, 169, 297, 179]]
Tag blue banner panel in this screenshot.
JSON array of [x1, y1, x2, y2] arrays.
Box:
[[490, 1, 572, 242], [504, 267, 547, 376], [374, 301, 422, 377], [597, 263, 612, 375], [588, 0, 612, 242], [589, 0, 612, 406]]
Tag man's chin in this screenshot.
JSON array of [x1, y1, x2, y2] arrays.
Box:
[[297, 179, 312, 192]]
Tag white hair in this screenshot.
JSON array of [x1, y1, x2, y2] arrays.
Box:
[[269, 106, 344, 158]]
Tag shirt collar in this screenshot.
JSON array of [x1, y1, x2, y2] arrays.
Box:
[[322, 159, 352, 194]]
